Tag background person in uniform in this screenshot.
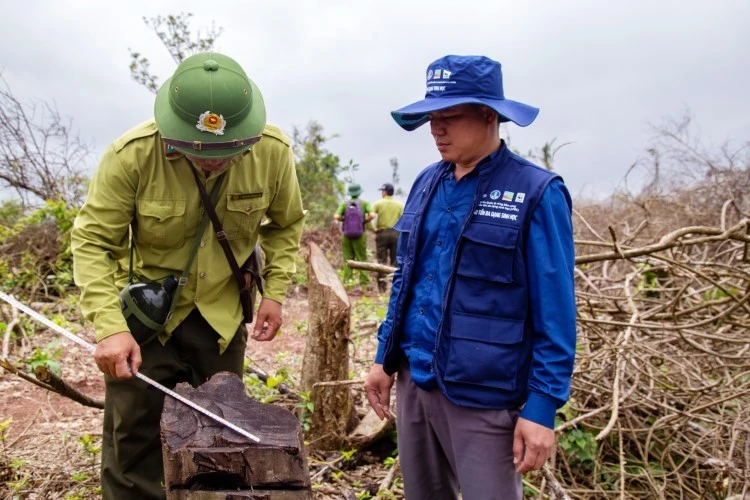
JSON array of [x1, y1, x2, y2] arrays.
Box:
[[371, 182, 404, 292], [71, 52, 305, 499], [363, 55, 576, 499], [333, 183, 373, 287]]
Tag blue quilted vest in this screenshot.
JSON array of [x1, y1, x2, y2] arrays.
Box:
[[383, 145, 560, 409]]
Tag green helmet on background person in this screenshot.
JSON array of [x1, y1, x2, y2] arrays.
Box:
[[154, 51, 266, 159]]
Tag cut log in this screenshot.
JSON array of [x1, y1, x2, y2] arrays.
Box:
[[347, 408, 395, 449], [347, 260, 396, 274], [161, 372, 311, 499], [301, 243, 355, 450]]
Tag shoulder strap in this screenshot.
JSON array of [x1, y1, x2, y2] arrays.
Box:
[[127, 171, 225, 346], [188, 164, 253, 322]]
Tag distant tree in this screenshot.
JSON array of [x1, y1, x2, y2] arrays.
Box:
[[292, 121, 358, 228], [128, 12, 223, 93], [619, 111, 750, 224], [0, 76, 91, 208], [525, 138, 572, 171], [388, 157, 405, 197]]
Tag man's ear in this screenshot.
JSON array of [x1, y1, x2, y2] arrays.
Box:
[[489, 108, 501, 126]]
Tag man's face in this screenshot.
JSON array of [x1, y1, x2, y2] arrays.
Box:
[[185, 154, 239, 172], [429, 104, 494, 165]]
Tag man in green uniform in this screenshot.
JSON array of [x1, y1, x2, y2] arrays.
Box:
[[333, 183, 373, 286], [371, 183, 404, 292], [71, 52, 305, 499]]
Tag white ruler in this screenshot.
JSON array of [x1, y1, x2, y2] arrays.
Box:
[[0, 291, 260, 443]]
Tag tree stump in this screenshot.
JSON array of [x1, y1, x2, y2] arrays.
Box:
[[160, 372, 311, 499], [301, 242, 355, 450]]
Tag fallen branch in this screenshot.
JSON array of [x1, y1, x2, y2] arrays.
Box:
[[1, 305, 23, 372], [540, 466, 572, 500], [576, 219, 750, 264], [0, 358, 56, 392], [245, 365, 299, 399], [33, 365, 104, 409], [347, 260, 397, 274], [0, 359, 103, 409], [378, 455, 400, 494]]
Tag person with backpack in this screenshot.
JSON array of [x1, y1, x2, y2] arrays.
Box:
[[371, 183, 404, 292], [333, 183, 373, 287]]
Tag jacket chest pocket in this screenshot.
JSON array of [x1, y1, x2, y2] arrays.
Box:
[[223, 193, 269, 240], [136, 199, 186, 248], [457, 223, 519, 283]]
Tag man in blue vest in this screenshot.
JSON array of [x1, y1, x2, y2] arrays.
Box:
[[364, 55, 576, 499]]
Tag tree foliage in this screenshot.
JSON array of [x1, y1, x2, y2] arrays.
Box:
[[128, 12, 223, 93], [0, 76, 91, 208], [0, 200, 78, 299], [292, 121, 357, 228], [388, 157, 405, 197]]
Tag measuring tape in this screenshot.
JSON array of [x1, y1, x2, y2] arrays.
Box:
[[0, 291, 260, 443]]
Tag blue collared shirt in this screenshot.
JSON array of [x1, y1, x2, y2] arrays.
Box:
[[385, 159, 574, 427], [400, 166, 479, 389]]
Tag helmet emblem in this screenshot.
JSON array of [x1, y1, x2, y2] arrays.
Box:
[[196, 111, 226, 136]]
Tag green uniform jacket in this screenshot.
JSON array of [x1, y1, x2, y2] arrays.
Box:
[[371, 196, 404, 230], [71, 120, 305, 350]]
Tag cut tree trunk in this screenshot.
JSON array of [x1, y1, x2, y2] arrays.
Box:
[[161, 372, 311, 499], [301, 242, 355, 450]]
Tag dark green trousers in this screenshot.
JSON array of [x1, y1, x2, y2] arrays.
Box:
[[101, 309, 247, 500], [341, 234, 370, 285], [375, 228, 399, 291]]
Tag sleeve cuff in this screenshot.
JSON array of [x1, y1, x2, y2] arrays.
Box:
[[520, 392, 559, 429], [94, 315, 131, 343], [261, 277, 290, 305], [374, 342, 387, 364]]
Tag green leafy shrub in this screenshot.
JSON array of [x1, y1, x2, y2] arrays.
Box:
[[0, 200, 78, 298]]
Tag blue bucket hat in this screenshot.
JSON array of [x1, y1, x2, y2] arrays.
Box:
[[391, 55, 539, 131]]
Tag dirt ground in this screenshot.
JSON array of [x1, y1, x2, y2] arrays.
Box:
[[0, 276, 398, 499]]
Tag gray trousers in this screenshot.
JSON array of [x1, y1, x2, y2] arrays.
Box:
[[101, 309, 247, 500], [396, 365, 522, 500]]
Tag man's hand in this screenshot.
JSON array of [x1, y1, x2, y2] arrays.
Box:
[[251, 298, 282, 341], [94, 331, 141, 379], [364, 363, 396, 420], [513, 417, 556, 473]]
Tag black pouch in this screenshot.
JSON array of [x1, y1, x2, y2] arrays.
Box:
[[120, 275, 178, 345]]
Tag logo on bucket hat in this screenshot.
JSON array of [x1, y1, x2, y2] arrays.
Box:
[[392, 55, 539, 132], [154, 52, 266, 158]]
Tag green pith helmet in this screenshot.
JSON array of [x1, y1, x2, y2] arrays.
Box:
[[348, 184, 363, 197], [154, 52, 266, 159]]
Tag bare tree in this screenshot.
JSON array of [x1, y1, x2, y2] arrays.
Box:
[[128, 12, 223, 93], [617, 111, 750, 228], [389, 157, 405, 197], [0, 75, 91, 208]]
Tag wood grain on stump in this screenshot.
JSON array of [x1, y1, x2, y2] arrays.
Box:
[[161, 372, 311, 499]]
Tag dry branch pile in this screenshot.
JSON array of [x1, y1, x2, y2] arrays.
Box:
[[562, 202, 750, 498]]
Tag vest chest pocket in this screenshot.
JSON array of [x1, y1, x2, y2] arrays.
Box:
[[393, 212, 416, 259], [223, 193, 269, 240], [457, 223, 519, 283], [136, 199, 186, 248]]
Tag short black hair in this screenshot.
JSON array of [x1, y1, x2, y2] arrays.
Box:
[[379, 183, 394, 196]]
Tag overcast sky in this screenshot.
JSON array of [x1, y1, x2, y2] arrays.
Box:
[[2, 0, 748, 203]]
